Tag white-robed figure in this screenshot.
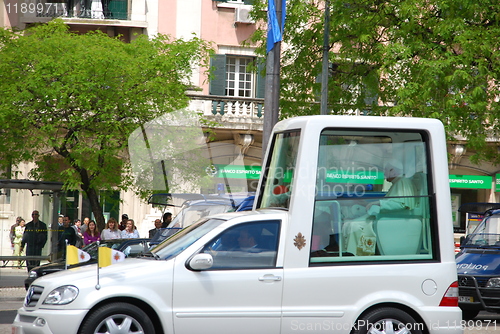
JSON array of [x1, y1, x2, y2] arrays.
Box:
[[342, 159, 417, 256], [366, 159, 417, 215]]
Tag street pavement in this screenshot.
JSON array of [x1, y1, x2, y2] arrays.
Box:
[[0, 267, 27, 334]]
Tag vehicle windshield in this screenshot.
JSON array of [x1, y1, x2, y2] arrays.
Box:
[[168, 203, 233, 228], [258, 130, 301, 209], [151, 218, 226, 259], [464, 215, 500, 247]]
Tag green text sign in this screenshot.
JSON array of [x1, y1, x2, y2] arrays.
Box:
[[449, 175, 492, 189]]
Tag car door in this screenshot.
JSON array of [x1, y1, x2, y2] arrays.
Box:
[[172, 220, 283, 334]]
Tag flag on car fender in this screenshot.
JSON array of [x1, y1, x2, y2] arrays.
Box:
[[66, 245, 91, 266], [98, 247, 125, 268]]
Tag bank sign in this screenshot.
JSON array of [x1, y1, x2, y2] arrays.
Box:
[[449, 175, 492, 189], [214, 164, 261, 179], [213, 167, 497, 190]]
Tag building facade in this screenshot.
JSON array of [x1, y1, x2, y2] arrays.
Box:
[[0, 0, 499, 258]]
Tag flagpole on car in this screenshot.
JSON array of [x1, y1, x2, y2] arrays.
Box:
[[64, 239, 68, 271], [95, 241, 101, 290]]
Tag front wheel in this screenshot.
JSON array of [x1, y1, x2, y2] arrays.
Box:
[[352, 307, 423, 334], [79, 302, 155, 334]]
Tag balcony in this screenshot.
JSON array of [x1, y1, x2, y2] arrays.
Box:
[[187, 93, 265, 131], [18, 0, 147, 27]]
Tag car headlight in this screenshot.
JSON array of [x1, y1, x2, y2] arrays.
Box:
[[486, 278, 500, 288], [28, 271, 38, 278], [43, 285, 79, 305]]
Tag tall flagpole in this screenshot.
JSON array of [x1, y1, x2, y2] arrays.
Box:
[[320, 0, 330, 115], [262, 0, 284, 161]]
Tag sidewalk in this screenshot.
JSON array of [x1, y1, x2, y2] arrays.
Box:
[[0, 267, 26, 302], [0, 287, 24, 303]]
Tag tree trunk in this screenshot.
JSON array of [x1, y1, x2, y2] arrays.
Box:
[[78, 168, 106, 231], [85, 187, 106, 232]]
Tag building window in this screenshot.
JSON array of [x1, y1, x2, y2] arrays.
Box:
[[226, 57, 253, 97], [210, 54, 265, 98]]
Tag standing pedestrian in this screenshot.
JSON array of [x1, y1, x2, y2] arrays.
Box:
[[73, 219, 84, 248], [21, 210, 48, 272], [13, 219, 26, 268], [149, 219, 162, 238], [101, 217, 121, 240], [121, 219, 140, 239], [57, 215, 77, 258], [119, 214, 128, 231], [81, 217, 90, 234], [9, 216, 22, 249], [161, 212, 172, 228], [83, 220, 101, 245]]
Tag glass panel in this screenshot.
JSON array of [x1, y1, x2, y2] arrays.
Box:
[[463, 215, 500, 248], [225, 56, 254, 98], [201, 221, 280, 269], [311, 129, 433, 263], [259, 131, 301, 209]]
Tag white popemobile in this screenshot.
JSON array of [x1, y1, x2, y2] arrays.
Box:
[[13, 116, 462, 334]]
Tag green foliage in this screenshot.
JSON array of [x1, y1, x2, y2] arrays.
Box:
[[0, 19, 212, 226], [249, 0, 500, 163]]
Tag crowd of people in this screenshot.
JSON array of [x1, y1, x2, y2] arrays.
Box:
[[8, 210, 173, 271]]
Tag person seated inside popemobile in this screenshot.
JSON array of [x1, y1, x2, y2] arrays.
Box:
[[340, 159, 418, 256]]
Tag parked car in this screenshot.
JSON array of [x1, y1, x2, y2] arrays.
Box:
[[456, 203, 500, 319], [148, 192, 255, 245], [24, 238, 151, 289]]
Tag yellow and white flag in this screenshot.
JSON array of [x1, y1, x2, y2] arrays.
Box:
[[98, 247, 125, 268], [66, 245, 91, 266]]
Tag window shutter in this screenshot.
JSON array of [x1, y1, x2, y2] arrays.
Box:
[[209, 54, 227, 96], [255, 57, 266, 99]]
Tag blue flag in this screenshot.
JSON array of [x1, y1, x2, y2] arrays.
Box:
[[267, 0, 286, 53]]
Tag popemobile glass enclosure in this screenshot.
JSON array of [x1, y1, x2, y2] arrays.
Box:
[[256, 116, 451, 268], [311, 129, 432, 262]]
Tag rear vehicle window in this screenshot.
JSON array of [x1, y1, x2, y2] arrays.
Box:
[[463, 214, 500, 247], [310, 129, 435, 264]]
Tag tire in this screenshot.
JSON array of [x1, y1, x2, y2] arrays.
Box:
[[462, 309, 480, 320], [79, 302, 156, 334], [352, 307, 423, 334]]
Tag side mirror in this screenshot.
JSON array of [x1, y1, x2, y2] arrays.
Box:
[[188, 253, 213, 270], [460, 236, 465, 247]]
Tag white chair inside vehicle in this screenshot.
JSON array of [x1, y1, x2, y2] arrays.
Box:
[[374, 217, 422, 255]]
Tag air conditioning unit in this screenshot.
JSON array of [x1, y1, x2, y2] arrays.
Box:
[[235, 5, 254, 24]]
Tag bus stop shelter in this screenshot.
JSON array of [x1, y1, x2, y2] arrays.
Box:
[[0, 179, 64, 265]]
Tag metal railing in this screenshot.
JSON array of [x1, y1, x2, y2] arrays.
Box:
[[31, 0, 128, 20], [0, 256, 50, 268]]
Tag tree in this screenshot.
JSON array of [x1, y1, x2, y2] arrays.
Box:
[[249, 0, 500, 163], [0, 20, 212, 230]]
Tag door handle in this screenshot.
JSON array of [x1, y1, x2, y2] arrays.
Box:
[[258, 274, 282, 282]]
